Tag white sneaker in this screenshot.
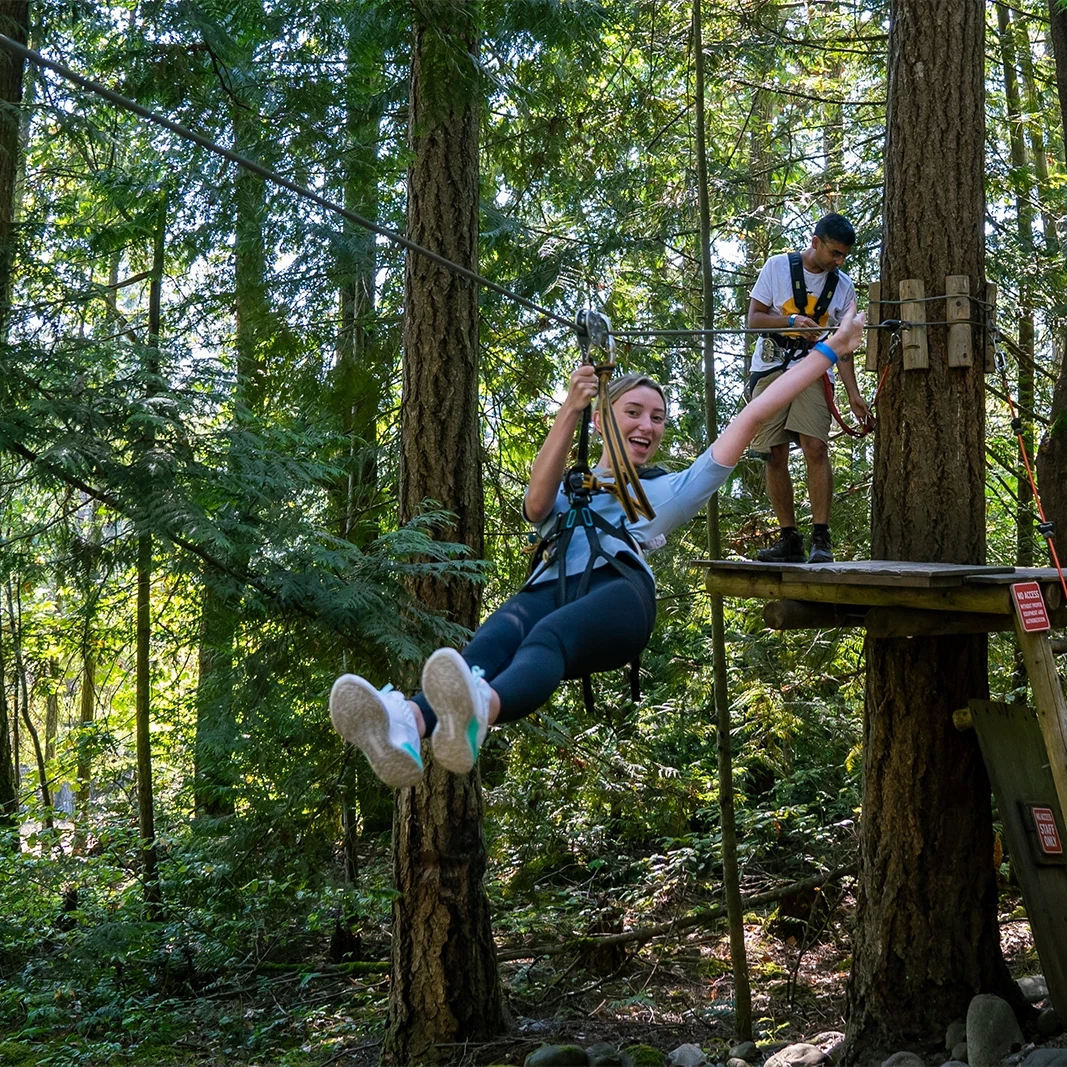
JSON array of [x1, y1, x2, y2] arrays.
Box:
[[329, 675, 424, 788], [421, 648, 490, 775]]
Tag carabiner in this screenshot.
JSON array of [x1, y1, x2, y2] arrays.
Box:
[[576, 308, 616, 366]]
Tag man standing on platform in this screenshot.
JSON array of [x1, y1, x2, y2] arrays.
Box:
[[746, 213, 871, 563]]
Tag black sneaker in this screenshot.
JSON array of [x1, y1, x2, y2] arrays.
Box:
[[756, 529, 806, 563], [808, 530, 834, 564]]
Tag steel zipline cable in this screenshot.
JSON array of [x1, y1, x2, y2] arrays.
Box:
[[0, 34, 577, 334], [0, 34, 924, 351]]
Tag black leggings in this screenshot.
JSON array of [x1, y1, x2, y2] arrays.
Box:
[[413, 562, 657, 730]]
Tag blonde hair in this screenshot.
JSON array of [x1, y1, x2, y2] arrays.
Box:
[[600, 373, 667, 408]]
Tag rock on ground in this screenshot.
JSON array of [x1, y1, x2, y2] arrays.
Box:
[[665, 1044, 707, 1067], [968, 993, 1025, 1067], [764, 1043, 828, 1067]]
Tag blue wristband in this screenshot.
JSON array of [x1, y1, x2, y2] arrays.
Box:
[[813, 341, 838, 365], [787, 314, 796, 327]]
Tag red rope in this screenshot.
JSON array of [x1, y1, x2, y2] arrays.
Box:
[[825, 361, 890, 440]]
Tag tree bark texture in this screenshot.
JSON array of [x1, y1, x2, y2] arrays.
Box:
[[330, 41, 392, 854], [195, 74, 267, 821], [1040, 0, 1067, 563], [846, 1, 1019, 1058], [694, 0, 751, 1042], [0, 621, 15, 836], [384, 4, 506, 1062], [0, 1, 27, 339], [0, 1, 27, 839]]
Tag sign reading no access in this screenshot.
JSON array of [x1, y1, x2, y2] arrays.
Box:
[[1011, 581, 1051, 632]]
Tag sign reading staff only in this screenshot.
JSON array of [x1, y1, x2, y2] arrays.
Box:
[[1011, 581, 1051, 632], [1032, 806, 1064, 855]]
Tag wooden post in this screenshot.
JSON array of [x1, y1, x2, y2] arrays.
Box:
[[968, 697, 1067, 1017], [946, 275, 972, 367], [899, 278, 928, 369], [866, 281, 880, 372], [1013, 618, 1067, 825], [985, 281, 997, 372]]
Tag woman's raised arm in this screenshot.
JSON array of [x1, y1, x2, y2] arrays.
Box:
[[712, 301, 866, 468], [523, 364, 599, 523]]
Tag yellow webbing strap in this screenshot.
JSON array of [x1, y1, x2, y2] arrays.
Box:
[[594, 364, 655, 524]]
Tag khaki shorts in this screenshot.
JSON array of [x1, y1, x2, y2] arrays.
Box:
[[748, 367, 832, 453]]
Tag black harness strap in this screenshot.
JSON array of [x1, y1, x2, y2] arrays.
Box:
[[765, 251, 839, 358], [526, 466, 667, 716], [523, 310, 666, 716], [748, 251, 839, 399]]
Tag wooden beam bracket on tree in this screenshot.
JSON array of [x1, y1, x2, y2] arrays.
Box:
[[900, 279, 929, 369], [946, 275, 973, 367]]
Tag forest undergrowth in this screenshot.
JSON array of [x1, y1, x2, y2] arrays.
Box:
[[0, 803, 1041, 1067]]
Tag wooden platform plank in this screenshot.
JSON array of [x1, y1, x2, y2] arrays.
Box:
[[781, 562, 1014, 588], [698, 570, 1014, 614], [696, 561, 1024, 612], [695, 559, 1015, 584]]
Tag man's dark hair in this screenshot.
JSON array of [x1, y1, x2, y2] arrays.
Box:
[[814, 212, 855, 247]]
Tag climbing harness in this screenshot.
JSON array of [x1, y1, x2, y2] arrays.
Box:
[[526, 310, 663, 711], [744, 252, 842, 402], [767, 251, 841, 359], [991, 329, 1067, 604]]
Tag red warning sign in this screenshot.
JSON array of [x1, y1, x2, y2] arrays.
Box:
[[1032, 807, 1063, 855], [1011, 582, 1051, 632]]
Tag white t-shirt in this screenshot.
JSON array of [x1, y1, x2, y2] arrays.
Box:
[[750, 252, 856, 373]]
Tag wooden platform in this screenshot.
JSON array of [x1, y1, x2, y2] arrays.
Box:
[[695, 560, 1066, 629]]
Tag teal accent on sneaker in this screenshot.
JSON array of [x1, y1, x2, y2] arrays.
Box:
[[329, 674, 424, 788], [467, 716, 481, 761]]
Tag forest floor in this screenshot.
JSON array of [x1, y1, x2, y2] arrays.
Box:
[[0, 876, 1047, 1067], [180, 894, 1044, 1066]]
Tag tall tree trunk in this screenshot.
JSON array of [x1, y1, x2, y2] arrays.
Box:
[[195, 73, 269, 820], [6, 579, 49, 823], [996, 2, 1035, 573], [738, 2, 777, 502], [1038, 0, 1067, 566], [44, 659, 57, 763], [845, 3, 1019, 1058], [382, 4, 506, 1062], [0, 1, 27, 339], [693, 0, 751, 1043], [74, 640, 94, 849], [0, 3, 28, 835], [0, 617, 15, 840], [822, 57, 844, 212], [332, 37, 392, 859], [135, 529, 160, 915], [136, 198, 166, 918]]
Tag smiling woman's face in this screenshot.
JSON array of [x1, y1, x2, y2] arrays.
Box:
[[598, 385, 666, 468]]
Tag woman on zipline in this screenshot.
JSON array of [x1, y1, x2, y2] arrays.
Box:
[[330, 303, 866, 786]]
